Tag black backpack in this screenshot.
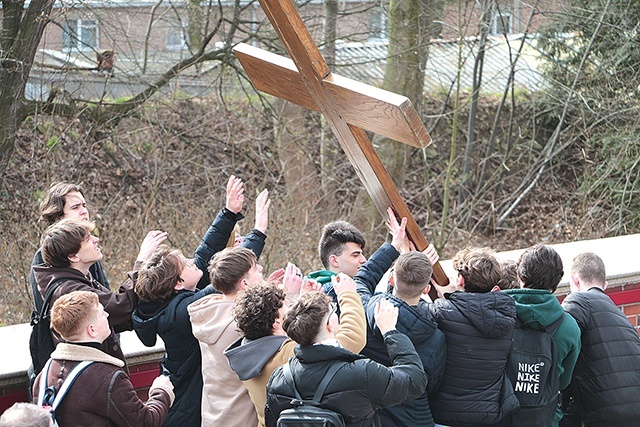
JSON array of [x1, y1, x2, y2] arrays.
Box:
[[29, 279, 67, 378], [276, 360, 346, 427], [506, 315, 564, 427]]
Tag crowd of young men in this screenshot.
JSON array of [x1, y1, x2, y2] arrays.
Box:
[[24, 178, 640, 427]]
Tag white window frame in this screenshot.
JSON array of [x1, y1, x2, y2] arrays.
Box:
[[368, 9, 388, 41], [166, 24, 188, 51], [491, 12, 512, 35], [62, 19, 99, 51]]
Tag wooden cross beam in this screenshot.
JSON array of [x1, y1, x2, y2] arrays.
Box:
[[234, 0, 449, 289]]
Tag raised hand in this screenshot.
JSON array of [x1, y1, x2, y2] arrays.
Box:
[[332, 273, 356, 295], [386, 207, 410, 253], [423, 243, 439, 267], [301, 278, 322, 293], [374, 298, 399, 335], [136, 230, 168, 263], [226, 175, 245, 214], [254, 188, 271, 233], [282, 262, 303, 295], [267, 268, 285, 285]]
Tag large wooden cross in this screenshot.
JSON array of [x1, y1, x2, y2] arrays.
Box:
[[234, 0, 449, 289]]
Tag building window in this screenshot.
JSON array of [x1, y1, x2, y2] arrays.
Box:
[[62, 19, 99, 51], [492, 12, 512, 35], [166, 25, 187, 50], [369, 10, 387, 41]]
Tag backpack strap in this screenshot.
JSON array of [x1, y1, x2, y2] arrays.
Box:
[[282, 358, 345, 405], [37, 358, 54, 406], [312, 362, 344, 403], [282, 359, 303, 401], [37, 360, 94, 408], [545, 314, 565, 336], [50, 361, 94, 410], [36, 279, 68, 323]]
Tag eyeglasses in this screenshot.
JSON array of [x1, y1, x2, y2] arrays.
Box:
[[326, 302, 338, 325]]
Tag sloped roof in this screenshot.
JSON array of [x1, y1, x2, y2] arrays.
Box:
[[334, 34, 545, 93]]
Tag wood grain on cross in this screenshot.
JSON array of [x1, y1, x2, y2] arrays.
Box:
[[234, 0, 449, 289]]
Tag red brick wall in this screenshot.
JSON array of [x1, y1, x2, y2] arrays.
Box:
[[556, 280, 640, 334]]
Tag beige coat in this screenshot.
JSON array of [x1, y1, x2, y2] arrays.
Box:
[[188, 294, 258, 427]]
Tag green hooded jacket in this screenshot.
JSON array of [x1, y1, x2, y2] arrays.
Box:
[[504, 288, 582, 427]]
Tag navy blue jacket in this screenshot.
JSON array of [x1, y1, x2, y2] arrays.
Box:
[[355, 243, 446, 427], [133, 286, 215, 427]]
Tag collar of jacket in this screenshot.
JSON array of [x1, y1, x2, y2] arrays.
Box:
[[51, 342, 125, 367]]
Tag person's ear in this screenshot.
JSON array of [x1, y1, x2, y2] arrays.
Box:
[[389, 275, 396, 288], [603, 280, 608, 291], [491, 285, 501, 292], [422, 284, 431, 295], [173, 278, 185, 291], [272, 317, 282, 333], [86, 323, 98, 339], [458, 274, 465, 289], [68, 253, 79, 263], [328, 254, 340, 269]]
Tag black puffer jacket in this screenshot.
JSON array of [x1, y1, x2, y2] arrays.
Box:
[[562, 287, 640, 427], [265, 331, 427, 427], [428, 291, 519, 426]]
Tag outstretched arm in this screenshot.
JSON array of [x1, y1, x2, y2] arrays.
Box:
[[334, 274, 367, 353], [194, 175, 246, 289], [354, 207, 403, 304], [240, 188, 271, 259]]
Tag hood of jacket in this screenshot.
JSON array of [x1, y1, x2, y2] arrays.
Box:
[[224, 334, 288, 381], [446, 291, 516, 338], [33, 265, 91, 296], [187, 294, 235, 346], [504, 288, 565, 329], [307, 269, 336, 285], [132, 303, 164, 347], [367, 293, 438, 345]]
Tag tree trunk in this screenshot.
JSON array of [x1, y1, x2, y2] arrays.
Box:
[[320, 0, 339, 196], [273, 99, 320, 213], [355, 0, 436, 229], [0, 0, 56, 178]]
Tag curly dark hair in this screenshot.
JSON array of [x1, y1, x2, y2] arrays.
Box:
[[497, 260, 520, 290], [318, 221, 366, 269], [233, 282, 285, 340], [452, 247, 501, 293], [283, 292, 331, 346]]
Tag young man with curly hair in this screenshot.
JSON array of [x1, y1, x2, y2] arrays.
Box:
[[33, 291, 174, 426], [428, 247, 519, 427], [264, 292, 427, 426], [503, 245, 581, 427], [225, 274, 367, 427]]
